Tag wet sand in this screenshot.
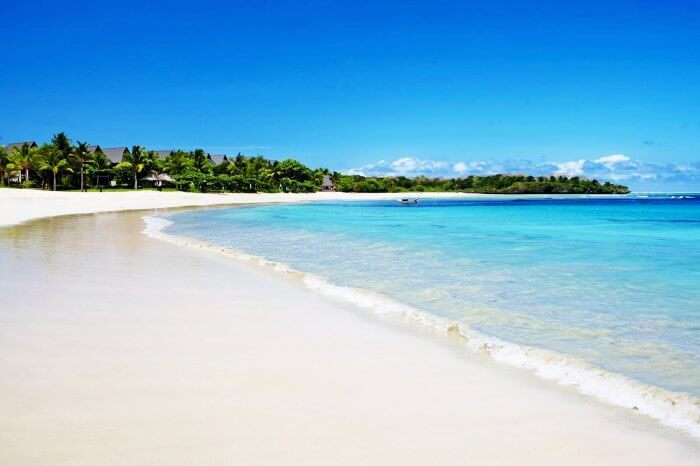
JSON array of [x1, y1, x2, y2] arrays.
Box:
[[1, 210, 699, 465]]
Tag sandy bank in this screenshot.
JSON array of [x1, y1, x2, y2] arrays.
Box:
[[1, 209, 698, 465], [0, 188, 627, 228], [0, 189, 492, 227]]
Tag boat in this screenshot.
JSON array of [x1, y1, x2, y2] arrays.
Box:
[[398, 198, 419, 205]]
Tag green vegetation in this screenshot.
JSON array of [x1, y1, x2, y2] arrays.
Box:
[[0, 132, 630, 194], [35, 145, 72, 191], [115, 145, 149, 190], [335, 174, 630, 194]]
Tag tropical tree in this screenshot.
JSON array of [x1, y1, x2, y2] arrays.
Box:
[[0, 146, 9, 186], [71, 141, 94, 191], [148, 156, 166, 177], [213, 155, 231, 175], [8, 143, 38, 184], [90, 146, 111, 171], [86, 146, 113, 188], [35, 146, 72, 191], [115, 145, 151, 189], [164, 150, 193, 177], [271, 159, 314, 190], [192, 149, 212, 174], [51, 132, 72, 159]]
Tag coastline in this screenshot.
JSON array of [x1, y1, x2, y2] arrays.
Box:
[[0, 189, 474, 227], [0, 188, 627, 228], [145, 215, 700, 439], [1, 193, 699, 465]]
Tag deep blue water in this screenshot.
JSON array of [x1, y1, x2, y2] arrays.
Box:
[[165, 195, 700, 396]]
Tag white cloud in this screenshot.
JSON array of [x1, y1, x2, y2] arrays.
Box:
[[345, 157, 450, 177], [554, 159, 585, 177], [453, 162, 468, 174], [595, 154, 630, 167], [390, 157, 448, 174]]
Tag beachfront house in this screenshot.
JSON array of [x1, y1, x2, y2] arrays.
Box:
[[142, 172, 174, 190], [321, 174, 336, 191], [101, 147, 176, 188]]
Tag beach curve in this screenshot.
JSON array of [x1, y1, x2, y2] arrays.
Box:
[[1, 192, 699, 465]]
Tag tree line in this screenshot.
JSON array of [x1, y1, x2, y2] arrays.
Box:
[[0, 132, 629, 194], [0, 133, 327, 193], [336, 174, 630, 194]]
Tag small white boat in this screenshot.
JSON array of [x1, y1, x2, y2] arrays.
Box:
[[398, 198, 419, 205]]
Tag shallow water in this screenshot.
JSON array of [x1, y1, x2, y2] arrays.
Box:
[[165, 195, 700, 397]]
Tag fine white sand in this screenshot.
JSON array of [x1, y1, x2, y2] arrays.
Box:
[[0, 188, 493, 227], [1, 193, 699, 465], [0, 188, 628, 228]]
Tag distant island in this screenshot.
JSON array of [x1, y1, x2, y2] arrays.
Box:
[[0, 133, 629, 195]]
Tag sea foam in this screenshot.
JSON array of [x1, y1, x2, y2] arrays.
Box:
[[143, 215, 700, 440]]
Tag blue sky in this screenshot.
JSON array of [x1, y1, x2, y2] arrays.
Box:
[[2, 0, 699, 190]]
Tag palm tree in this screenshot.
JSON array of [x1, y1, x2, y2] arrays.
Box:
[[0, 147, 9, 186], [71, 141, 94, 191], [51, 132, 72, 158], [36, 146, 72, 191], [192, 149, 212, 173], [87, 146, 113, 188], [147, 156, 172, 190], [8, 143, 38, 184], [116, 145, 150, 189], [164, 150, 193, 177]]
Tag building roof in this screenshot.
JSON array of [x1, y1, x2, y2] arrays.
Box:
[[321, 175, 335, 186], [152, 149, 175, 158], [101, 147, 129, 163], [4, 141, 37, 152], [142, 172, 174, 182], [208, 154, 227, 165], [66, 146, 230, 165]]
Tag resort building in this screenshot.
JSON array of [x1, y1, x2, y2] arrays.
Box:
[[101, 147, 130, 163], [321, 174, 336, 191], [142, 172, 175, 189], [208, 154, 227, 165], [4, 141, 38, 152]]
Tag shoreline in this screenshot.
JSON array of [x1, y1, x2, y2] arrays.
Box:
[[145, 215, 700, 440], [0, 188, 629, 228], [2, 192, 699, 464]]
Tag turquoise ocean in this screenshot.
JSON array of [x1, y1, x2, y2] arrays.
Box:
[[155, 194, 700, 435]]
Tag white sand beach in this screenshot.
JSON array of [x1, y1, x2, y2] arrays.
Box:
[[0, 188, 492, 228], [1, 191, 699, 465]]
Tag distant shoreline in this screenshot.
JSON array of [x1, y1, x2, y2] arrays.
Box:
[[0, 188, 630, 228]]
